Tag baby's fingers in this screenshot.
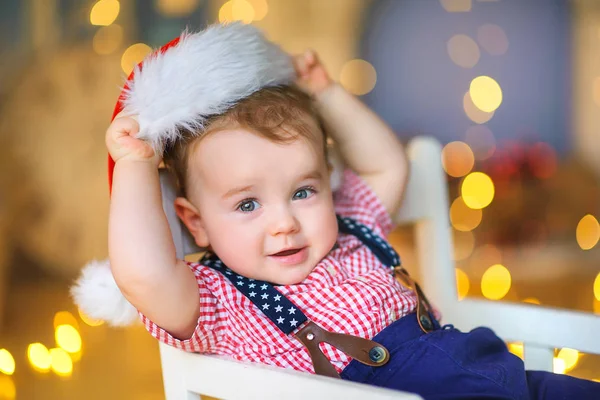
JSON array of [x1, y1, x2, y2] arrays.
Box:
[[109, 116, 140, 140]]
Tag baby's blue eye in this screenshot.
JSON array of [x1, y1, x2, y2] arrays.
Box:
[[238, 200, 260, 212], [293, 188, 315, 200]]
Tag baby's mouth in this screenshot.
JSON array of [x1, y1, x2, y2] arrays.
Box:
[[272, 248, 302, 257]]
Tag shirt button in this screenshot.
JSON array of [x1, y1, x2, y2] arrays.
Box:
[[389, 309, 396, 321], [327, 266, 337, 276]]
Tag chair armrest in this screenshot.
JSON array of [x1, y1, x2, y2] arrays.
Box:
[[159, 343, 422, 399]]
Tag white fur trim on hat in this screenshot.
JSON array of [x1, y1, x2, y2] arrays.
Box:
[[122, 22, 296, 154], [70, 259, 139, 326]]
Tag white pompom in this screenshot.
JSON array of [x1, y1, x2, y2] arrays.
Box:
[[70, 259, 139, 327]]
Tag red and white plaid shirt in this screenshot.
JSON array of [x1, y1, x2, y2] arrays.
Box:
[[141, 170, 418, 373]]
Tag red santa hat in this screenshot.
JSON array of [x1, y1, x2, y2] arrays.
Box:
[[72, 22, 343, 326]]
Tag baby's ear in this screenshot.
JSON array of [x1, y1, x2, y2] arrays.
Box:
[[174, 197, 210, 248]]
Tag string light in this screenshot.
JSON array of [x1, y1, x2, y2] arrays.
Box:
[[340, 59, 377, 96], [90, 0, 120, 26], [481, 264, 511, 300]]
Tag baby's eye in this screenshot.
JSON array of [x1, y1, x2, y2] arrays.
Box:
[[293, 187, 315, 200], [237, 199, 260, 212]]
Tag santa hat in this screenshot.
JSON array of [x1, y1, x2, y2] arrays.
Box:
[[71, 22, 343, 326]]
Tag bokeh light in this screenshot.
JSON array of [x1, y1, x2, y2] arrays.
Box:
[[92, 24, 123, 55], [27, 343, 51, 373], [452, 229, 475, 261], [463, 91, 495, 124], [121, 43, 152, 74], [594, 273, 600, 302], [154, 0, 199, 17], [439, 0, 472, 12], [340, 59, 377, 96], [0, 375, 15, 399], [55, 325, 82, 354], [53, 311, 79, 331], [508, 342, 524, 359], [248, 0, 269, 21], [556, 348, 580, 372], [450, 196, 482, 232], [461, 172, 495, 209], [481, 264, 511, 300], [447, 34, 480, 68], [465, 125, 496, 160], [50, 348, 73, 377], [553, 357, 566, 374], [476, 24, 509, 55], [219, 0, 255, 24], [455, 268, 470, 300], [0, 349, 15, 375], [576, 214, 600, 250], [90, 0, 120, 26], [442, 141, 475, 177], [523, 297, 541, 305], [469, 76, 503, 112]]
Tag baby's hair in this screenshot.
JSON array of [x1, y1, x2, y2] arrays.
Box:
[[163, 85, 329, 197]]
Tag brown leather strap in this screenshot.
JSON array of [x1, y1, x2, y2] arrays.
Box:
[[294, 321, 390, 378], [394, 267, 435, 333]]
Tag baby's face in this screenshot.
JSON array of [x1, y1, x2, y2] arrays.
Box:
[[186, 127, 339, 285]]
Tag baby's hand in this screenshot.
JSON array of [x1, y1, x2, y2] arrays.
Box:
[[293, 49, 333, 96], [105, 116, 160, 166]]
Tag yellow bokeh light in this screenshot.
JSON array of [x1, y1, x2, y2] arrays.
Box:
[[27, 343, 51, 372], [447, 34, 480, 68], [452, 229, 475, 261], [463, 91, 495, 124], [69, 349, 83, 363], [340, 59, 377, 96], [53, 311, 79, 331], [455, 268, 470, 300], [248, 0, 268, 21], [450, 196, 482, 232], [219, 0, 255, 24], [439, 0, 472, 12], [481, 264, 511, 300], [0, 349, 15, 375], [155, 0, 199, 17], [78, 308, 105, 327], [90, 0, 120, 26], [507, 342, 523, 359], [553, 357, 566, 374], [469, 76, 503, 112], [523, 297, 541, 305], [593, 77, 600, 107], [442, 141, 475, 178], [461, 172, 495, 209], [556, 348, 579, 372], [594, 298, 600, 314], [121, 43, 152, 75], [576, 214, 600, 250], [55, 325, 82, 353], [93, 24, 123, 55], [0, 375, 16, 399], [594, 273, 600, 302], [50, 348, 73, 377]]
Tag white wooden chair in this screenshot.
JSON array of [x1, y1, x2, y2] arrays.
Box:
[[158, 136, 600, 399]]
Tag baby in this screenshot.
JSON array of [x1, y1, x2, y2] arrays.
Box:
[[77, 23, 600, 399]]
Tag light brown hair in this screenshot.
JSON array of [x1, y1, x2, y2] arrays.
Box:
[[163, 85, 328, 197]]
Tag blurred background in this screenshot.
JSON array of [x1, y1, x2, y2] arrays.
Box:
[[0, 0, 599, 398]]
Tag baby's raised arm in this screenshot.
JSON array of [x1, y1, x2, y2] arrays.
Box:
[[295, 51, 409, 217], [106, 117, 200, 339]]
